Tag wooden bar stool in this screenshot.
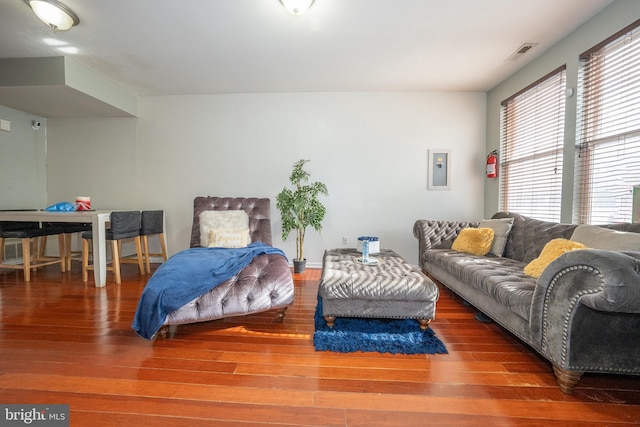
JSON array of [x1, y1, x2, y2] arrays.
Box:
[[121, 210, 167, 274], [40, 222, 92, 270], [81, 211, 143, 284], [0, 221, 66, 281], [140, 210, 168, 273]]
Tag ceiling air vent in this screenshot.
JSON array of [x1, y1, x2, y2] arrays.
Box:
[[505, 43, 538, 61]]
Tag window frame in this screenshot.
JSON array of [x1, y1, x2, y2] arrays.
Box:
[[574, 19, 640, 224], [498, 66, 567, 222]]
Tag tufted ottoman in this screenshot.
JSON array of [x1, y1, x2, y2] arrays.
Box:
[[318, 248, 438, 329]]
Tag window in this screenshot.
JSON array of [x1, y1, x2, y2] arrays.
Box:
[[499, 67, 566, 222], [575, 20, 640, 224]]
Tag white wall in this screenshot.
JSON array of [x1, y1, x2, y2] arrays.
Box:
[[0, 105, 47, 209], [47, 117, 138, 208], [48, 91, 486, 266], [484, 0, 640, 221]]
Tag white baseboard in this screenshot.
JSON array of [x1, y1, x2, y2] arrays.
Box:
[[290, 260, 321, 269]]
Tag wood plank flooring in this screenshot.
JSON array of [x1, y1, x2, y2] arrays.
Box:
[[1, 264, 639, 426]]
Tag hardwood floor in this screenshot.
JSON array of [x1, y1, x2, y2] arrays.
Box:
[[1, 264, 639, 426]]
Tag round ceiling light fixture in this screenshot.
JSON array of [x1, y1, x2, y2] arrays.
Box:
[[279, 0, 315, 16], [25, 0, 79, 31]]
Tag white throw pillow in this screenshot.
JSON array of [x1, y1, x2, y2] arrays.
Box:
[[199, 210, 250, 247], [208, 228, 250, 248], [478, 217, 515, 257], [570, 224, 640, 251]]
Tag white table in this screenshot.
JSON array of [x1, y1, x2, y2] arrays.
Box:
[[0, 210, 114, 287]]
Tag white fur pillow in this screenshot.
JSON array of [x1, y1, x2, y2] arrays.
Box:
[[199, 210, 250, 247]]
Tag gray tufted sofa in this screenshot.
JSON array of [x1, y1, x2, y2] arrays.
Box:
[[160, 197, 294, 335], [413, 211, 640, 394]]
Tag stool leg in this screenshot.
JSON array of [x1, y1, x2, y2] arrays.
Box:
[[57, 234, 66, 273], [38, 236, 47, 258], [134, 236, 145, 275], [82, 239, 90, 282], [65, 234, 73, 271], [112, 240, 122, 284], [142, 236, 151, 274], [21, 237, 31, 282], [159, 233, 168, 261]]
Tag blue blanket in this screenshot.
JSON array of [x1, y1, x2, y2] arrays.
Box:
[[131, 242, 287, 339]]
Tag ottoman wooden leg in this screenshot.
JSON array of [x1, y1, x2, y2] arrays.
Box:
[[418, 319, 432, 330], [324, 315, 336, 328], [273, 307, 287, 323]]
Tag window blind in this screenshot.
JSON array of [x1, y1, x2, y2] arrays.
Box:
[[499, 66, 566, 222], [575, 19, 640, 224]]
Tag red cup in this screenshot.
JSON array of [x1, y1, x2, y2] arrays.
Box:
[[75, 196, 91, 211]]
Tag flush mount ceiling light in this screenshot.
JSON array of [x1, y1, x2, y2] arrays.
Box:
[[279, 0, 315, 16], [24, 0, 79, 31]]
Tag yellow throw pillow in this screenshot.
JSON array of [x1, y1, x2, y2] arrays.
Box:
[[451, 227, 495, 256], [524, 238, 587, 278], [208, 228, 250, 248]]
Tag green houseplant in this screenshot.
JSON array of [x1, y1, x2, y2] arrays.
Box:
[[276, 159, 328, 273]]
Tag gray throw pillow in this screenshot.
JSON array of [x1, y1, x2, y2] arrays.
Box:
[[478, 218, 514, 256]]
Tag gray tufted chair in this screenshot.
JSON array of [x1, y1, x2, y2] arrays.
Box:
[[160, 197, 294, 336]]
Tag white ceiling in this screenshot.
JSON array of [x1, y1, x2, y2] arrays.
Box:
[[0, 0, 615, 106]]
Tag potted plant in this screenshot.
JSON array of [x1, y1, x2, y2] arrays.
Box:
[[276, 159, 328, 273]]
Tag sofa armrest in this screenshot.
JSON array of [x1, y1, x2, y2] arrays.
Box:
[[536, 249, 640, 314], [530, 249, 640, 365], [413, 220, 478, 266]]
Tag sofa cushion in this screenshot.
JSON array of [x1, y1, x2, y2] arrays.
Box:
[[524, 238, 587, 278], [425, 249, 535, 320], [491, 212, 578, 263], [571, 224, 640, 251], [452, 227, 495, 256], [479, 217, 514, 257]]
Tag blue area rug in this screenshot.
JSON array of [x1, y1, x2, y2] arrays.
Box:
[[313, 296, 448, 355]]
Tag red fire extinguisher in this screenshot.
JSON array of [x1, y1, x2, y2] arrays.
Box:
[[486, 150, 498, 179]]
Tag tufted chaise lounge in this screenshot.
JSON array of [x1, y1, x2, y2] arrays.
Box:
[[159, 197, 294, 336]]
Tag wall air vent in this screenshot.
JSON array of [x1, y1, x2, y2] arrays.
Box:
[[505, 43, 538, 61]]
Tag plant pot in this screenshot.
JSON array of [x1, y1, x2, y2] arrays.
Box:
[[293, 258, 307, 273]]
